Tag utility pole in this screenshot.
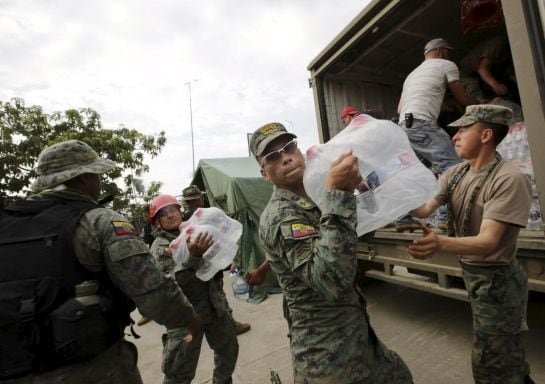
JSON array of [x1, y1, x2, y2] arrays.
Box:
[[185, 80, 197, 173]]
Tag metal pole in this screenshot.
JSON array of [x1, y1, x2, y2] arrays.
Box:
[[185, 81, 196, 173]]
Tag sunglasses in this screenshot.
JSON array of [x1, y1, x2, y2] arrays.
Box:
[[260, 139, 298, 167]]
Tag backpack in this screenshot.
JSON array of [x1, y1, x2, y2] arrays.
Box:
[[0, 197, 131, 378]]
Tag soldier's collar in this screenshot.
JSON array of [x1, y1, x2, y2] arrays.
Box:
[[38, 190, 97, 203], [275, 187, 316, 210]]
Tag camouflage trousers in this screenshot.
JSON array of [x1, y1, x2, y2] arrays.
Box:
[[462, 261, 532, 384], [1, 340, 142, 384], [162, 313, 238, 384], [289, 308, 412, 384]]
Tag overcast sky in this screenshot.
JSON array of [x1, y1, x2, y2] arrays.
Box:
[[0, 0, 369, 196]]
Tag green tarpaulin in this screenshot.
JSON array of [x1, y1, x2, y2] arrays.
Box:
[[190, 157, 279, 293]]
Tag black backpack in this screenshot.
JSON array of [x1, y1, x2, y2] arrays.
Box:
[[0, 198, 130, 378]]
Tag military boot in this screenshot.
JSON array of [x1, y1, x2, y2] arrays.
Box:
[[233, 319, 251, 335]]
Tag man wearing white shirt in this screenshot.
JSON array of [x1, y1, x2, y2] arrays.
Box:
[[398, 38, 479, 173]]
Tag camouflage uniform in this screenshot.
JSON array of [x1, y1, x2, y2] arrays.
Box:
[[444, 105, 533, 384], [181, 185, 251, 336], [260, 187, 412, 384], [150, 229, 177, 275], [6, 140, 197, 384], [157, 231, 238, 384]]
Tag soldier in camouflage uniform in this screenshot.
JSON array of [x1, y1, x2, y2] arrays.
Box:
[[150, 194, 239, 384], [409, 105, 535, 384], [250, 123, 413, 384], [2, 140, 201, 384], [149, 195, 181, 276], [181, 184, 252, 336]]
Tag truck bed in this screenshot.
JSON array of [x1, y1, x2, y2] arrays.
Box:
[[357, 228, 545, 300]]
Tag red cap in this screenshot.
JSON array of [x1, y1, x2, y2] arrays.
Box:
[[340, 106, 360, 119]]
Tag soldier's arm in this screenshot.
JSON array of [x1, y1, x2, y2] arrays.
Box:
[[292, 151, 361, 301], [448, 81, 480, 106], [150, 236, 176, 273], [74, 208, 196, 329], [279, 189, 359, 302]]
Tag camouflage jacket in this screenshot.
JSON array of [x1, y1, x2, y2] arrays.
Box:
[[152, 228, 228, 319], [150, 229, 177, 275], [37, 190, 196, 330], [260, 187, 411, 383]]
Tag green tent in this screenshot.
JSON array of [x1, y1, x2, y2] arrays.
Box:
[[190, 157, 279, 292]]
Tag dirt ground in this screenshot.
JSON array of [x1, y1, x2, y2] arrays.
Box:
[[134, 273, 545, 384]]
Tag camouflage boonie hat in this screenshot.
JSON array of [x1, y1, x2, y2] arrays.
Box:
[[448, 104, 513, 128], [249, 122, 297, 158], [182, 185, 205, 201], [31, 140, 115, 192]]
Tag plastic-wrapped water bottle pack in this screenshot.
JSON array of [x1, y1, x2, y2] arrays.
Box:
[[303, 114, 439, 236], [497, 121, 542, 230], [170, 207, 243, 281]]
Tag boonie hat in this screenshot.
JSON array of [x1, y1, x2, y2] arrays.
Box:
[[424, 38, 453, 55], [32, 140, 114, 192], [249, 122, 297, 158], [182, 185, 205, 201], [448, 104, 513, 127]]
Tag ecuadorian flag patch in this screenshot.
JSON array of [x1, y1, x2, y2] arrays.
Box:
[[112, 221, 139, 236], [291, 223, 317, 238]]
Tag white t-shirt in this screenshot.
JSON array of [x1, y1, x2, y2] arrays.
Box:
[[398, 58, 460, 122]]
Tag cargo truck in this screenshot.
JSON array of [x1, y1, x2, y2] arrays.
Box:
[[307, 0, 545, 299]]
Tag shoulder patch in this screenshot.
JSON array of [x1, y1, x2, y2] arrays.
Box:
[[295, 199, 313, 209], [291, 223, 317, 238], [111, 221, 139, 236]]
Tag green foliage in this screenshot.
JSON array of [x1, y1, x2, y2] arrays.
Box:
[[0, 97, 165, 211]]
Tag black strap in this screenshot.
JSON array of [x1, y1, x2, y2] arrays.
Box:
[[446, 152, 502, 237]]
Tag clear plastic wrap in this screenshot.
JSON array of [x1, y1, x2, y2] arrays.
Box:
[[170, 207, 243, 281], [303, 114, 439, 235]]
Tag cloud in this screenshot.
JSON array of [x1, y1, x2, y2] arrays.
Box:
[[0, 0, 369, 195]]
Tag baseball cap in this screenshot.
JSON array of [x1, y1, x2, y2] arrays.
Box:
[[424, 38, 453, 55], [448, 104, 513, 127], [340, 106, 360, 119], [249, 122, 297, 158]]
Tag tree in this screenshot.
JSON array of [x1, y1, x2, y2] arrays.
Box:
[[0, 97, 166, 211]]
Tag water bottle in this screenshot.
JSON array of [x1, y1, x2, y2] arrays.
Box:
[[504, 144, 515, 161], [191, 207, 242, 241], [232, 274, 250, 300], [527, 198, 543, 230], [196, 234, 238, 281]]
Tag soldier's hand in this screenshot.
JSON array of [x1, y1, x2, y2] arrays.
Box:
[[187, 232, 214, 257], [491, 81, 508, 96], [325, 150, 363, 192], [184, 315, 203, 344], [408, 225, 440, 260], [246, 269, 266, 286]]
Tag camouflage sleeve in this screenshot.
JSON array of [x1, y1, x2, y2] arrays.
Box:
[[74, 208, 196, 329], [150, 236, 176, 274], [279, 190, 358, 302]]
